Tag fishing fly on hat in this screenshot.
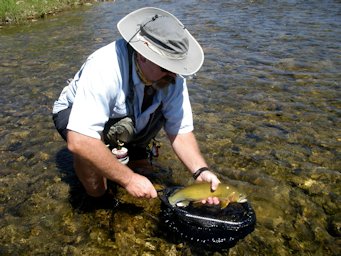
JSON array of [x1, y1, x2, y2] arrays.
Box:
[[117, 7, 204, 76]]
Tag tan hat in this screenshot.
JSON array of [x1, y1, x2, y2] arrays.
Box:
[[117, 7, 204, 76]]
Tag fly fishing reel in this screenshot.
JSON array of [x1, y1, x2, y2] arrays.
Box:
[[158, 186, 256, 251]]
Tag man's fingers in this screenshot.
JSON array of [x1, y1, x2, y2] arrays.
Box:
[[210, 177, 221, 191], [151, 189, 158, 198], [201, 197, 220, 205]]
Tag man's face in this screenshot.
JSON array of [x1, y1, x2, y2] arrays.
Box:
[[137, 54, 176, 89]]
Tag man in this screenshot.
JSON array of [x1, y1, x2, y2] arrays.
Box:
[[52, 7, 220, 205]]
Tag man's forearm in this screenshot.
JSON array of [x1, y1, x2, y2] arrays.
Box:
[[67, 130, 134, 187], [168, 131, 221, 191], [168, 132, 208, 174]]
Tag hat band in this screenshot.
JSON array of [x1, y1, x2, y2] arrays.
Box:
[[136, 33, 187, 60]]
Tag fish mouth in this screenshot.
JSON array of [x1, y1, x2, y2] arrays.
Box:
[[238, 195, 247, 203]]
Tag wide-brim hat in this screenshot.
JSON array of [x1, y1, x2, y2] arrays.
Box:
[[117, 7, 204, 76]]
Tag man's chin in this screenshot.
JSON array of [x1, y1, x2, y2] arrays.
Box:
[[153, 75, 176, 89]]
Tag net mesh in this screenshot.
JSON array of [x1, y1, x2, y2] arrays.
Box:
[[159, 186, 256, 250]]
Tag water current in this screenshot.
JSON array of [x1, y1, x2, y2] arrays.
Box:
[[0, 0, 340, 255]]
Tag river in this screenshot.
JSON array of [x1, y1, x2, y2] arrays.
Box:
[[0, 0, 340, 255]]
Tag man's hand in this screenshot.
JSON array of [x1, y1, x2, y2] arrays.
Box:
[[196, 170, 221, 190], [196, 170, 221, 205], [123, 172, 158, 199], [168, 132, 221, 205]]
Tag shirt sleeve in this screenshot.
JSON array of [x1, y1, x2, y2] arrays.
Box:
[[67, 55, 119, 139], [162, 78, 194, 135]]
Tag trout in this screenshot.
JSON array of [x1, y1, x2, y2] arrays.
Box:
[[168, 182, 247, 208]]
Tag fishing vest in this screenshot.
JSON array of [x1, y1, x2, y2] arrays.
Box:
[[103, 43, 165, 152]]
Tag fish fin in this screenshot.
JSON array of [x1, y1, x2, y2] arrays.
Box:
[[176, 200, 190, 207], [220, 199, 230, 209]]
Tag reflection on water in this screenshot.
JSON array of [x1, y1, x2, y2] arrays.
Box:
[[0, 0, 340, 255]]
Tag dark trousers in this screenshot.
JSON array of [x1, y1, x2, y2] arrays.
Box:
[[52, 106, 165, 160]]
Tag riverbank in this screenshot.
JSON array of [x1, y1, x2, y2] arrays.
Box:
[[0, 0, 111, 25]]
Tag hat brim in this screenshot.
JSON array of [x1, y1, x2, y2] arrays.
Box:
[[117, 7, 204, 76]]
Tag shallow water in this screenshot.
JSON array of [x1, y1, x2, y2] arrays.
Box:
[[0, 0, 340, 255]]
